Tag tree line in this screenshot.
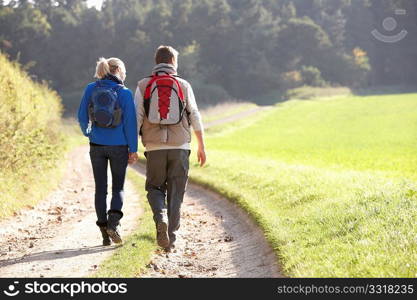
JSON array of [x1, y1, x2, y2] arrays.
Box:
[[1, 0, 416, 111]]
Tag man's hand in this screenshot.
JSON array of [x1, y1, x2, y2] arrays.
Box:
[[194, 130, 206, 167], [128, 152, 139, 165], [197, 147, 206, 167]]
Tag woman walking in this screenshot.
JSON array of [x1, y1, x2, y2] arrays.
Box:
[[78, 57, 138, 245]]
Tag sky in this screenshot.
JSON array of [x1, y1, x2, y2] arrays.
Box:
[[4, 0, 104, 9], [87, 0, 104, 9]]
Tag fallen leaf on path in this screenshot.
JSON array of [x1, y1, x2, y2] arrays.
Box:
[[224, 236, 233, 242]]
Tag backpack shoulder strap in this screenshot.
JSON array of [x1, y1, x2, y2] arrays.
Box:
[[89, 81, 101, 106], [112, 84, 124, 92], [113, 84, 124, 107], [143, 75, 157, 117], [95, 80, 105, 88], [144, 75, 159, 100], [169, 75, 185, 101]]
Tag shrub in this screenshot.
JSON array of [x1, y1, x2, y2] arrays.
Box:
[[300, 66, 327, 87], [0, 52, 65, 218], [190, 80, 232, 107]]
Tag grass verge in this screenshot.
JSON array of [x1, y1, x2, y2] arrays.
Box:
[[0, 119, 85, 221], [0, 53, 68, 220], [93, 169, 157, 277]]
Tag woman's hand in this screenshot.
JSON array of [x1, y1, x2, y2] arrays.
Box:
[[128, 152, 139, 164]]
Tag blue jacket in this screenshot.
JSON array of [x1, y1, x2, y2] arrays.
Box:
[[77, 80, 138, 152]]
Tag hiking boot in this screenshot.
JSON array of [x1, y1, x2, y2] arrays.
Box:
[[170, 240, 176, 248], [99, 226, 111, 246], [156, 221, 169, 248], [107, 210, 123, 244], [166, 240, 176, 251], [168, 234, 176, 249]]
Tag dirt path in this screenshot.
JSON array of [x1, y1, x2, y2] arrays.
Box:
[[132, 165, 282, 278], [203, 106, 272, 129], [136, 106, 281, 278], [0, 106, 282, 278], [0, 146, 142, 277]]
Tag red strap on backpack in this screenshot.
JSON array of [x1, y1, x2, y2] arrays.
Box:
[[144, 74, 185, 102]]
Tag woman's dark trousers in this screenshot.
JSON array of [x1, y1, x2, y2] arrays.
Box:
[[89, 145, 128, 226]]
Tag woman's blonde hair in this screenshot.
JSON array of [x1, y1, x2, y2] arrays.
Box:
[[94, 57, 126, 79]]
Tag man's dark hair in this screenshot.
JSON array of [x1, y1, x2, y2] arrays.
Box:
[[155, 45, 179, 64]]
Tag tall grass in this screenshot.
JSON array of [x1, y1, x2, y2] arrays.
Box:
[[0, 53, 66, 219]]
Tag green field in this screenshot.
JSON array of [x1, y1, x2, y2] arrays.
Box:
[[189, 93, 417, 277]]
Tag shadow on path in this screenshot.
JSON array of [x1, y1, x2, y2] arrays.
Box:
[[0, 245, 120, 269]]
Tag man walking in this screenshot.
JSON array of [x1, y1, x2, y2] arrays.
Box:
[[135, 45, 206, 250]]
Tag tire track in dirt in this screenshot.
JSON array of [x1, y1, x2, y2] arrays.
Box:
[[0, 146, 142, 277], [203, 106, 272, 129], [132, 164, 282, 278]]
